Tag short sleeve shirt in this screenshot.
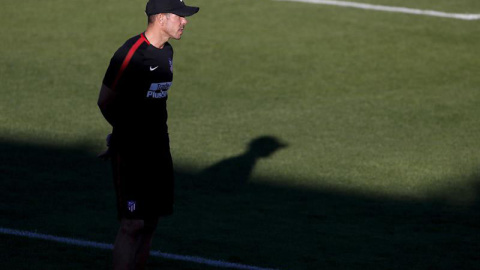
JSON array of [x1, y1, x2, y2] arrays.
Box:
[[103, 33, 174, 150]]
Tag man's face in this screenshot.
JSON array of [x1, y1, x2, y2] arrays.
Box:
[[163, 13, 188, 40]]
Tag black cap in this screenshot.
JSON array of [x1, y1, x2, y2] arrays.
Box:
[[146, 0, 199, 17]]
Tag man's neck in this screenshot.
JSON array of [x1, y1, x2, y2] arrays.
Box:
[[144, 28, 169, 49]]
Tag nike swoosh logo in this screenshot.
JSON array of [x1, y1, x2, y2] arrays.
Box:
[[150, 66, 158, 71]]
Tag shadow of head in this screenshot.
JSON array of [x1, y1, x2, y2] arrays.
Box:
[[247, 136, 288, 158], [193, 135, 288, 190]]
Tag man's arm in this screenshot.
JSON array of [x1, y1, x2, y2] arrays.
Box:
[[97, 84, 117, 160], [97, 84, 118, 126]]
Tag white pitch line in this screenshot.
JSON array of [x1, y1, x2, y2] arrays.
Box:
[[275, 0, 480, 21], [0, 227, 280, 270]]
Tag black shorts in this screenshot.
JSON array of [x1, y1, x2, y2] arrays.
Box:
[[111, 139, 174, 220]]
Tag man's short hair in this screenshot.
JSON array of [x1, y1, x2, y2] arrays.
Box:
[[148, 14, 157, 24], [147, 13, 170, 24]]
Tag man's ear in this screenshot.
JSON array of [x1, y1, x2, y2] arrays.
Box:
[[158, 14, 165, 25]]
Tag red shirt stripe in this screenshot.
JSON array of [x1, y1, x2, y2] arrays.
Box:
[[111, 34, 148, 91]]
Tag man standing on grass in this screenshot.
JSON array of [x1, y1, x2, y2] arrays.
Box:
[[97, 0, 199, 269]]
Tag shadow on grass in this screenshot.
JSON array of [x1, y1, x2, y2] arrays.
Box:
[[0, 137, 479, 270]]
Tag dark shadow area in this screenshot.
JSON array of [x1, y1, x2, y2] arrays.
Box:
[[194, 136, 287, 192], [1, 137, 479, 270]]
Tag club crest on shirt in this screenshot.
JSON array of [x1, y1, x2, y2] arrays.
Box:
[[127, 201, 136, 212], [169, 58, 173, 73]]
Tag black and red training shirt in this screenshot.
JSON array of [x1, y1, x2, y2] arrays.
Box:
[[102, 33, 174, 150]]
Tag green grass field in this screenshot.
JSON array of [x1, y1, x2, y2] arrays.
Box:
[[1, 0, 480, 269]]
